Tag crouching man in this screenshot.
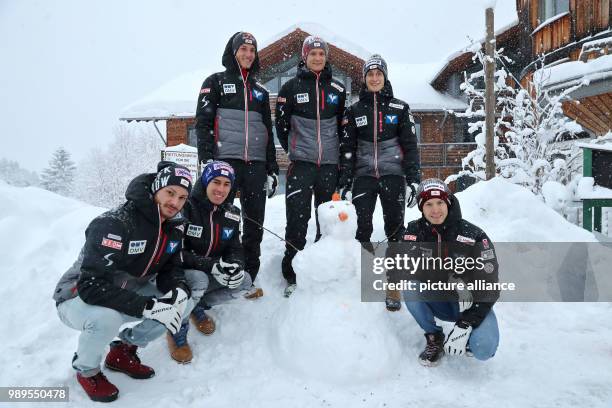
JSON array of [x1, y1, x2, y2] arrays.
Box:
[[401, 178, 500, 366], [167, 161, 252, 363], [53, 162, 194, 402]]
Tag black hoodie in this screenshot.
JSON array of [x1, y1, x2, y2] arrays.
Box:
[[194, 33, 278, 175], [402, 195, 500, 327], [341, 80, 420, 183], [53, 173, 189, 317]]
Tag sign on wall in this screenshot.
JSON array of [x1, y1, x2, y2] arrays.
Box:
[[161, 144, 199, 182]]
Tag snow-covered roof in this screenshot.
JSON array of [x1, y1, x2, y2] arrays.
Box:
[[120, 69, 215, 120], [389, 63, 467, 111], [534, 54, 612, 92], [260, 22, 371, 60]]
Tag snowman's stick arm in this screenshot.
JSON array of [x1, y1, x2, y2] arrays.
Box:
[[242, 214, 300, 252]]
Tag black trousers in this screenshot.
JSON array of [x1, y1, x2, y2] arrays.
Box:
[[282, 161, 338, 284], [224, 159, 267, 282], [352, 175, 406, 243]]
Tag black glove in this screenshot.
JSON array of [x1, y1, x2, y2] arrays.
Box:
[[406, 182, 419, 208], [211, 259, 246, 289]]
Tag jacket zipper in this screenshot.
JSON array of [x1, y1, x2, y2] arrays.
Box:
[[205, 206, 217, 257], [243, 73, 250, 162], [140, 206, 162, 277], [315, 73, 322, 166], [373, 93, 380, 178]]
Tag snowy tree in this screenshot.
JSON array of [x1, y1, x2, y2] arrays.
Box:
[[40, 147, 76, 196], [447, 46, 583, 196], [74, 123, 164, 208], [0, 158, 39, 187]]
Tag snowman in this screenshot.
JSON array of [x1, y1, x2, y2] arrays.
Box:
[[274, 197, 402, 384]]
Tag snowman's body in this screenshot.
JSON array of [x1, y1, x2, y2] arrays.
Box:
[[274, 199, 402, 384]]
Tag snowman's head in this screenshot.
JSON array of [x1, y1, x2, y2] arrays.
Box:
[[317, 199, 358, 240]]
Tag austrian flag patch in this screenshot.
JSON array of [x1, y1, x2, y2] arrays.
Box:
[[200, 88, 211, 94], [101, 238, 122, 250], [404, 234, 417, 241]]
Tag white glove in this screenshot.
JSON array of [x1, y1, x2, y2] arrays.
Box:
[[339, 185, 352, 201], [444, 323, 473, 356], [406, 182, 419, 208], [212, 259, 246, 289], [266, 173, 279, 198], [142, 298, 181, 335], [170, 287, 189, 318], [449, 275, 472, 312]]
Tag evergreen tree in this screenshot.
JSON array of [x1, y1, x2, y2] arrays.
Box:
[[40, 147, 76, 196]]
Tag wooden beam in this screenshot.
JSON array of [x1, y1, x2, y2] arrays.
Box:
[[485, 7, 496, 180]]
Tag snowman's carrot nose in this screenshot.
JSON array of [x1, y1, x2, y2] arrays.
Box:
[[338, 212, 348, 222], [332, 192, 341, 201]]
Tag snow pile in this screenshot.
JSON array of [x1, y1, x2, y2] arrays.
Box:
[[534, 54, 612, 91], [2, 178, 612, 407], [276, 200, 401, 383]]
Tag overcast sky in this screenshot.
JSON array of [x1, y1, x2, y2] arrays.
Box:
[[0, 0, 516, 171]]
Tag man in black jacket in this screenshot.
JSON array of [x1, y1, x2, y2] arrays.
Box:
[[339, 55, 420, 311], [53, 162, 194, 402], [165, 161, 252, 363], [400, 179, 500, 367], [275, 35, 347, 296], [195, 31, 279, 289]]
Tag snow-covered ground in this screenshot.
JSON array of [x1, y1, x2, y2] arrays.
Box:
[[1, 178, 612, 407]]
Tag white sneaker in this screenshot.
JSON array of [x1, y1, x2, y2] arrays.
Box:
[[284, 283, 297, 298]]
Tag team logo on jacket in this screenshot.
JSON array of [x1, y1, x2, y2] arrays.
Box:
[[326, 93, 339, 105], [404, 234, 417, 241], [223, 83, 236, 94], [186, 224, 203, 238], [222, 227, 234, 240], [101, 238, 122, 250], [128, 240, 147, 255], [389, 102, 404, 110], [483, 262, 495, 273], [456, 235, 476, 245], [296, 93, 309, 104], [107, 233, 122, 241], [252, 89, 264, 101], [166, 241, 180, 254], [384, 114, 398, 124], [356, 116, 368, 127]]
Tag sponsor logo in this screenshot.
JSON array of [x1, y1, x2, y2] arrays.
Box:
[[484, 262, 495, 274], [327, 93, 339, 105], [409, 114, 415, 122], [107, 233, 122, 241], [175, 168, 192, 181], [166, 240, 180, 254], [277, 96, 286, 103], [200, 87, 211, 94], [175, 224, 184, 233], [101, 238, 122, 250], [389, 102, 404, 110], [252, 89, 264, 101], [128, 240, 147, 255], [296, 93, 309, 104], [152, 175, 171, 192], [222, 227, 234, 240], [384, 114, 398, 124], [431, 190, 441, 196], [201, 95, 210, 107], [104, 253, 114, 266], [330, 82, 344, 93], [368, 59, 383, 66], [223, 83, 236, 94], [481, 249, 496, 260], [186, 224, 203, 238], [420, 247, 433, 257], [456, 235, 476, 245], [225, 211, 240, 222], [404, 234, 417, 241], [356, 115, 368, 127], [180, 179, 190, 187], [482, 238, 490, 249]]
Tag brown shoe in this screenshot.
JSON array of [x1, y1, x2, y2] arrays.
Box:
[[385, 288, 402, 311], [166, 324, 192, 364], [190, 312, 216, 336], [244, 285, 264, 299]]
